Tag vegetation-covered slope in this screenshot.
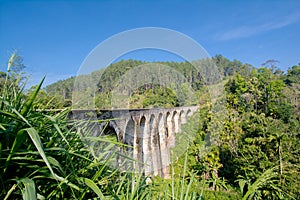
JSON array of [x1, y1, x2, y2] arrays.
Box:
[[1, 53, 299, 199]]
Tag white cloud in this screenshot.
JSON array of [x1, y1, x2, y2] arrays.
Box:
[[216, 12, 300, 41]]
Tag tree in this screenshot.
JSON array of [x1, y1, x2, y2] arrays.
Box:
[[285, 65, 300, 85], [262, 59, 279, 73]]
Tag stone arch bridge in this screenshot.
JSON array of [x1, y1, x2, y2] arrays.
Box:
[[71, 106, 198, 178]]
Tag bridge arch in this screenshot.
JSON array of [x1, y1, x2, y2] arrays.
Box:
[[158, 113, 165, 140], [151, 114, 160, 174], [142, 114, 152, 175], [155, 113, 164, 176], [166, 112, 174, 147], [178, 110, 185, 131], [179, 110, 184, 120], [102, 125, 118, 139], [108, 121, 122, 141], [124, 118, 135, 169], [158, 112, 170, 177], [180, 110, 187, 124], [138, 116, 146, 172], [173, 111, 180, 133], [125, 118, 135, 145], [186, 109, 192, 118]]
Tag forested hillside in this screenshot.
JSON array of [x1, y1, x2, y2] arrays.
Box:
[[1, 54, 299, 199], [43, 55, 256, 109]]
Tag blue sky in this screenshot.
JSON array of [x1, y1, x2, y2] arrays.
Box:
[[0, 0, 300, 87]]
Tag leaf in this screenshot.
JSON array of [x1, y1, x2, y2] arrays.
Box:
[[20, 76, 45, 117], [7, 52, 16, 71], [0, 109, 23, 122], [242, 166, 278, 200], [238, 179, 247, 195], [84, 136, 127, 146], [3, 78, 45, 173], [11, 108, 31, 126], [52, 174, 80, 191], [37, 193, 45, 200], [47, 156, 65, 175], [44, 115, 70, 147], [4, 129, 26, 173], [24, 127, 55, 176], [80, 177, 105, 199], [245, 138, 254, 144], [0, 123, 6, 130], [184, 173, 195, 200], [20, 178, 37, 200]]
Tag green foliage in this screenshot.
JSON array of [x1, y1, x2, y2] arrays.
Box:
[[213, 54, 253, 77], [183, 62, 300, 199], [2, 54, 300, 199], [218, 66, 300, 199], [45, 59, 207, 109], [130, 84, 178, 108], [285, 65, 300, 85], [225, 68, 292, 121], [43, 56, 254, 109]]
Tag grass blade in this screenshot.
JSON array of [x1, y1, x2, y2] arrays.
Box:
[[24, 127, 55, 176], [3, 77, 45, 173], [20, 76, 45, 117], [4, 184, 17, 200], [45, 115, 70, 147], [20, 178, 37, 200], [80, 178, 105, 199], [184, 173, 195, 200], [4, 129, 26, 173]]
